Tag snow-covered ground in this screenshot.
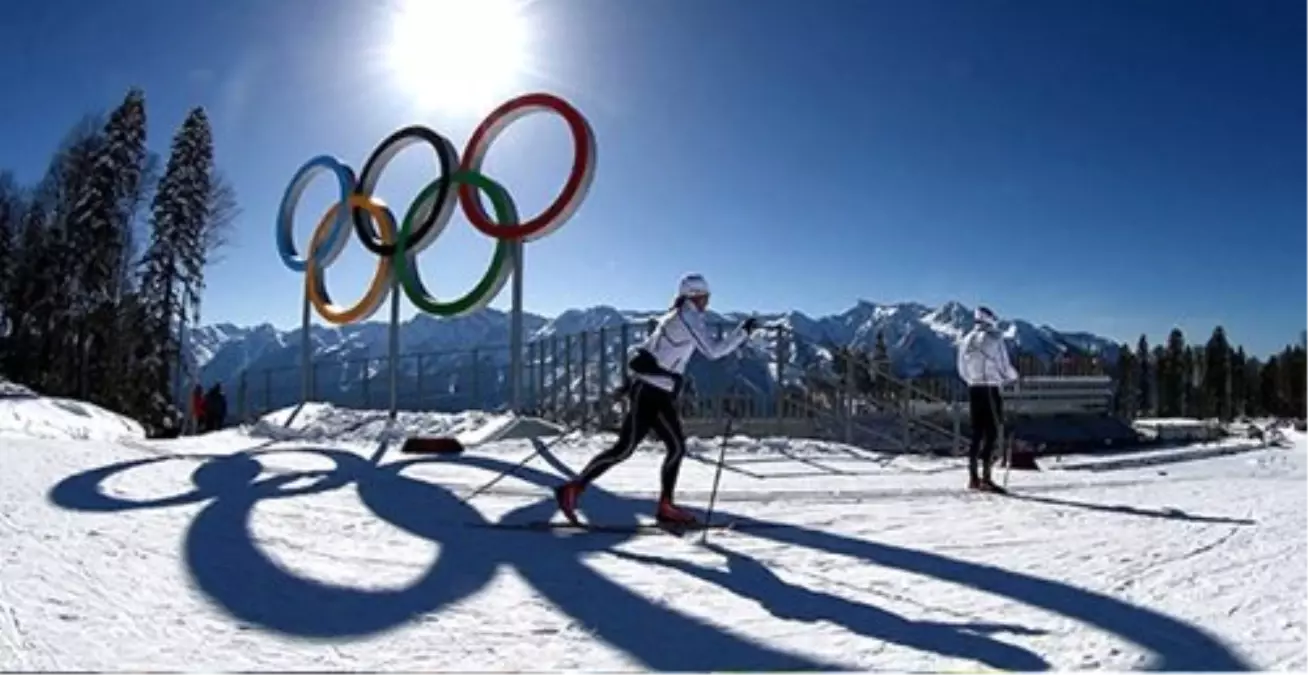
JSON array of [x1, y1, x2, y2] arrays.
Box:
[[0, 378, 145, 442], [246, 402, 525, 446], [0, 395, 1303, 671]]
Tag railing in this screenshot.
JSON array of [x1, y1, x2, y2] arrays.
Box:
[[225, 320, 1115, 453]]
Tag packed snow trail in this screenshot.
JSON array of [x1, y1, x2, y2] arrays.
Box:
[[0, 406, 1303, 670]]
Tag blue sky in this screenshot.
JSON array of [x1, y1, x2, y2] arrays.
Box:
[[0, 0, 1302, 357]]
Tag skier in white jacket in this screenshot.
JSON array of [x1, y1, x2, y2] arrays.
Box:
[[956, 306, 1020, 492], [555, 273, 758, 526]]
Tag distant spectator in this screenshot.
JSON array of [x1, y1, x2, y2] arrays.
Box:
[[190, 384, 206, 434], [956, 306, 1020, 493], [203, 383, 227, 432]]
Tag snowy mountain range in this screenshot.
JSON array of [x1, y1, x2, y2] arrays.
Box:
[[184, 301, 1120, 416]]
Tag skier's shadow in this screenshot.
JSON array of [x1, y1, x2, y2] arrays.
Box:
[[609, 543, 1049, 671], [1005, 492, 1256, 525], [363, 454, 843, 671], [525, 437, 1252, 672], [525, 441, 1049, 671]]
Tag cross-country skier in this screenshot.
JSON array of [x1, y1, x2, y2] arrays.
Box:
[[956, 305, 1020, 492], [554, 273, 757, 526]]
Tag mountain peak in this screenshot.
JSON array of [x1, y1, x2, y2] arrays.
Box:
[[185, 300, 1120, 404]]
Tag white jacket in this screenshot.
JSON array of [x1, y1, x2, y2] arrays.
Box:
[[634, 304, 748, 392], [956, 326, 1019, 387]]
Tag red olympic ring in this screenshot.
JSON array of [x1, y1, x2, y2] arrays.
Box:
[[457, 93, 597, 241]]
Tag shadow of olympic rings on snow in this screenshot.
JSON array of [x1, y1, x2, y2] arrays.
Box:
[[46, 445, 1251, 671]]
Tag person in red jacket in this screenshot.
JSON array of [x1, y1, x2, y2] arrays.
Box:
[[190, 384, 206, 435]]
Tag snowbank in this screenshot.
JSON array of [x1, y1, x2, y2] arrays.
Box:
[[0, 378, 145, 442], [0, 378, 37, 398], [245, 402, 520, 446]]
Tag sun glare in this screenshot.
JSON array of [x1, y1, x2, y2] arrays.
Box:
[[385, 0, 532, 115]]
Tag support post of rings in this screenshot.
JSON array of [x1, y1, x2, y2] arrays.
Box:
[[274, 93, 596, 426], [296, 291, 311, 427], [509, 241, 524, 412], [387, 278, 401, 421]]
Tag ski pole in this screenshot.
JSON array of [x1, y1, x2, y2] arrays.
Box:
[[457, 423, 579, 505], [1001, 379, 1019, 489], [1001, 421, 1012, 489], [701, 408, 734, 543]]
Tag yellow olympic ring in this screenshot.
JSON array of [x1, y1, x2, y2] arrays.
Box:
[[305, 194, 397, 325]]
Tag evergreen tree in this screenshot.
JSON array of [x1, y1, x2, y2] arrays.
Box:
[[136, 107, 226, 426], [1280, 345, 1305, 418], [0, 90, 236, 431], [1159, 328, 1186, 416], [871, 330, 890, 398], [1202, 326, 1232, 420], [1136, 334, 1151, 416], [1151, 345, 1167, 417], [0, 173, 20, 346], [1243, 356, 1264, 417], [63, 88, 147, 405], [178, 109, 216, 322], [872, 330, 889, 366], [8, 120, 104, 394], [1260, 356, 1284, 417], [1231, 346, 1248, 418], [1114, 343, 1138, 417], [68, 89, 146, 306], [1181, 346, 1200, 417], [829, 345, 875, 396]]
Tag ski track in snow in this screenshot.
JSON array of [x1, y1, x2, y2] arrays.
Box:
[[1, 406, 1304, 671]]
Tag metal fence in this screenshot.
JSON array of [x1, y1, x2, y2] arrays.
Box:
[[228, 321, 1115, 453]]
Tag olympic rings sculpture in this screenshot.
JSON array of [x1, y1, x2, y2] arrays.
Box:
[[275, 93, 596, 324]]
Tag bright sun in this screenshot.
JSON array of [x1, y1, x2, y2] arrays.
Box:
[[385, 0, 532, 115]]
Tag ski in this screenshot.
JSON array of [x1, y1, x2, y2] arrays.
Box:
[[470, 519, 775, 534]]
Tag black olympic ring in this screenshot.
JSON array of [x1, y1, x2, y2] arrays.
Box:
[[350, 126, 457, 257]]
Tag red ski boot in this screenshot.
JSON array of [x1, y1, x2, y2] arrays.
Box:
[[554, 481, 583, 525], [656, 499, 698, 526]]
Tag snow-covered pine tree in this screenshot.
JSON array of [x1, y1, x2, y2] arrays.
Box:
[[63, 88, 147, 405], [3, 194, 47, 388], [173, 107, 217, 325], [5, 121, 105, 396], [0, 173, 20, 347], [135, 215, 176, 427], [68, 90, 145, 306], [137, 106, 219, 428]]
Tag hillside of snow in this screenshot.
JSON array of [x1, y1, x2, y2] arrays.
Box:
[[183, 300, 1120, 416], [0, 400, 1302, 670], [0, 378, 145, 442]]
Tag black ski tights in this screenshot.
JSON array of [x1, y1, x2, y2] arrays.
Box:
[[576, 381, 687, 502], [968, 385, 1003, 480]]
